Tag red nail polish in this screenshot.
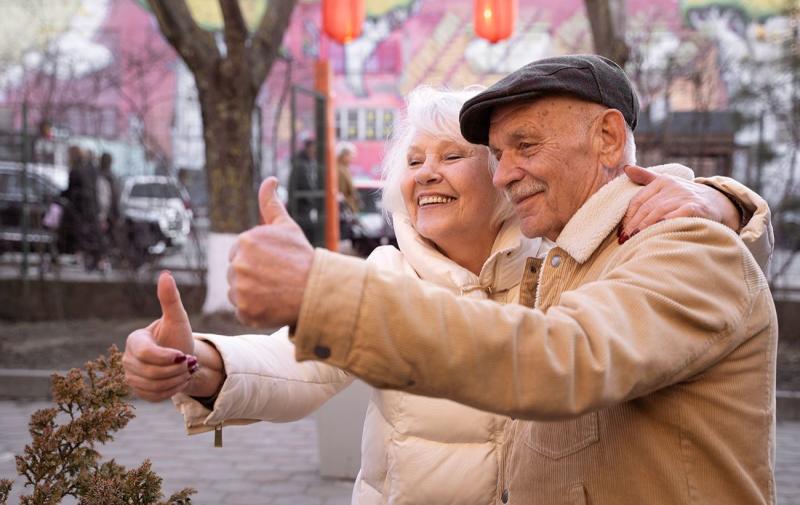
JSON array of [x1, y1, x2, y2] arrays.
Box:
[[618, 233, 629, 245], [187, 356, 198, 368], [173, 355, 187, 364], [631, 229, 640, 237]]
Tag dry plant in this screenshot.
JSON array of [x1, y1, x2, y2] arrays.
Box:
[[0, 346, 194, 505]]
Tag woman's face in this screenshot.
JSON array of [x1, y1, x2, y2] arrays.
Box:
[[339, 150, 353, 165], [401, 132, 500, 249]]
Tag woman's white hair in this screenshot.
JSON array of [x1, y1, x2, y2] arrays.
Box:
[[380, 85, 515, 226]]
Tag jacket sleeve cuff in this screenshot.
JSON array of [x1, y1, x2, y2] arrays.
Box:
[[171, 330, 285, 431], [696, 176, 774, 274], [292, 248, 369, 367]]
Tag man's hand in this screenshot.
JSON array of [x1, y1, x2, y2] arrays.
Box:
[[228, 177, 314, 328], [122, 272, 196, 402], [621, 165, 741, 242]]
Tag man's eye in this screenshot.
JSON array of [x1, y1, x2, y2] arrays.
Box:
[[408, 159, 422, 167], [519, 142, 533, 151], [444, 153, 463, 161]]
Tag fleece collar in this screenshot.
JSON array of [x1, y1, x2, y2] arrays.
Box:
[[556, 164, 694, 264], [392, 214, 544, 298]]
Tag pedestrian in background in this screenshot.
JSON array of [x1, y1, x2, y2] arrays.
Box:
[[288, 136, 319, 243], [336, 141, 361, 244], [96, 152, 119, 268], [59, 146, 100, 268]]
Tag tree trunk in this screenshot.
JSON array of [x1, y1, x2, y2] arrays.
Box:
[[199, 86, 258, 233], [584, 0, 630, 67], [196, 76, 259, 314], [141, 0, 300, 312]]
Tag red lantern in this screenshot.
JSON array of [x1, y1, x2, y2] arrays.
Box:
[[474, 0, 517, 44], [322, 0, 366, 44]]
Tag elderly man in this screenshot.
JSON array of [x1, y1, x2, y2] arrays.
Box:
[[229, 55, 777, 504]]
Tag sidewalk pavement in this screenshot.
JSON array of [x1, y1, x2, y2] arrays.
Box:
[[1, 400, 799, 505], [0, 401, 353, 505]]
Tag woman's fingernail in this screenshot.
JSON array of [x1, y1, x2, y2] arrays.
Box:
[[618, 233, 629, 245], [631, 229, 640, 237], [186, 356, 198, 368], [173, 354, 187, 364], [189, 364, 200, 374]]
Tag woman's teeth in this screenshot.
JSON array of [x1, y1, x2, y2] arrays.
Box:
[[419, 195, 456, 206]]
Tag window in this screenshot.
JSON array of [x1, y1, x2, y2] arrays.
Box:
[[365, 109, 377, 140], [336, 108, 396, 140], [130, 182, 181, 199], [382, 110, 394, 139], [100, 108, 117, 138], [347, 109, 359, 139]]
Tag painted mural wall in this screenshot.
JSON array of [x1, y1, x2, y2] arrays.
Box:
[[284, 0, 794, 179], [0, 0, 794, 184]]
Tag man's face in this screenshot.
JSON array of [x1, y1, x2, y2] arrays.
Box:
[[488, 96, 609, 241]]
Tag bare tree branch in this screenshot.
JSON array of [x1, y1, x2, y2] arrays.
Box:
[[584, 0, 630, 66], [219, 0, 248, 58], [249, 0, 298, 92], [146, 0, 218, 75]]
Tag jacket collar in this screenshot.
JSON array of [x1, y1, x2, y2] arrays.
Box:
[[392, 214, 544, 297], [556, 164, 694, 264]]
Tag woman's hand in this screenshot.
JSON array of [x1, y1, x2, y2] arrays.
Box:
[[123, 272, 217, 402], [621, 165, 741, 242]]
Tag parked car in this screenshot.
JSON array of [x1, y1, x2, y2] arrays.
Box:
[[119, 175, 193, 258], [0, 163, 62, 254], [351, 179, 396, 257]]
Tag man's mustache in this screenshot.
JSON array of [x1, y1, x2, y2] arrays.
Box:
[[505, 179, 547, 204]]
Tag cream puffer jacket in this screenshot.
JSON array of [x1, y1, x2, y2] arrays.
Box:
[[173, 215, 546, 505]]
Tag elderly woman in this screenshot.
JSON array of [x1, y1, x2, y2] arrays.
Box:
[[123, 86, 771, 505]]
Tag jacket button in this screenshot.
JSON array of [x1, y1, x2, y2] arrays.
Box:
[[313, 345, 331, 359], [550, 255, 561, 267], [501, 489, 509, 503]]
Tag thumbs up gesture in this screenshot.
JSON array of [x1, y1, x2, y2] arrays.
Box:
[[122, 271, 197, 402], [228, 177, 314, 328], [153, 271, 194, 354]]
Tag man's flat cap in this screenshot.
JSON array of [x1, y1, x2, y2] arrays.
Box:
[[459, 54, 639, 145]]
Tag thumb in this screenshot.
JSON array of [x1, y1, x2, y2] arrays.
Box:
[[624, 165, 657, 186], [259, 177, 291, 225], [157, 271, 189, 326]]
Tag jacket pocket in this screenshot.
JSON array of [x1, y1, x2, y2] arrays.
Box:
[[523, 413, 599, 459]]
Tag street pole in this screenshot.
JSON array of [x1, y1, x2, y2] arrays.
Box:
[[316, 59, 339, 251], [21, 101, 30, 289]]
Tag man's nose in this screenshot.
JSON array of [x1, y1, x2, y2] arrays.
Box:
[[492, 153, 520, 190]]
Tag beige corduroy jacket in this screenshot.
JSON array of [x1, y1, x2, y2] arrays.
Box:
[[291, 169, 778, 505]]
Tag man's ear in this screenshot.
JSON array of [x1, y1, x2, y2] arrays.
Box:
[[593, 109, 627, 168]]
